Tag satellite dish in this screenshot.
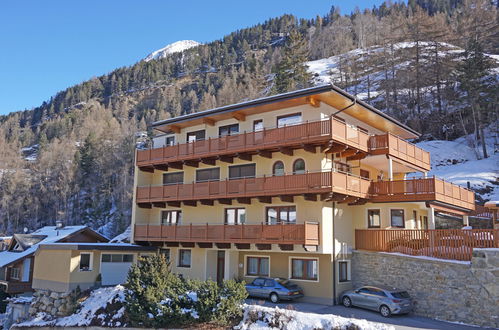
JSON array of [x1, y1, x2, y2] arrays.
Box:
[[23, 227, 28, 234]]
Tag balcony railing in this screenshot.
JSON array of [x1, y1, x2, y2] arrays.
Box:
[[136, 170, 371, 203], [369, 177, 475, 211], [355, 229, 498, 261], [136, 117, 369, 167], [0, 280, 33, 294], [134, 222, 320, 246], [369, 133, 431, 171]]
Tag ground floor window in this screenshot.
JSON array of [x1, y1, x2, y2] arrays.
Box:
[[160, 248, 170, 262], [101, 254, 133, 263], [390, 209, 405, 228], [367, 209, 380, 228], [338, 260, 350, 282], [178, 249, 191, 268], [291, 258, 318, 281], [10, 267, 20, 280], [79, 253, 93, 271], [246, 256, 269, 276]]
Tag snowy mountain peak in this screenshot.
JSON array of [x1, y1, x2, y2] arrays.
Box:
[[144, 40, 201, 62]]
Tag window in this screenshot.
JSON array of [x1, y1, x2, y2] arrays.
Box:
[[165, 136, 175, 146], [160, 248, 170, 262], [273, 161, 285, 176], [360, 169, 370, 180], [163, 172, 183, 185], [225, 208, 246, 224], [178, 250, 191, 267], [219, 124, 239, 136], [246, 256, 269, 276], [253, 120, 263, 131], [10, 267, 20, 280], [291, 258, 317, 280], [229, 164, 255, 179], [338, 261, 350, 282], [79, 253, 92, 271], [367, 209, 381, 228], [277, 113, 302, 127], [161, 210, 182, 225], [266, 206, 296, 224], [391, 209, 405, 228], [196, 168, 220, 182], [187, 130, 205, 142], [101, 254, 133, 263], [334, 161, 351, 173], [413, 210, 418, 229], [292, 159, 305, 174]]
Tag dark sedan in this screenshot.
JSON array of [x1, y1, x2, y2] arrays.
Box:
[[245, 277, 303, 303]]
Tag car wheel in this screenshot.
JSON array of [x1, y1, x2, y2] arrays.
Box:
[[342, 296, 352, 307], [380, 305, 391, 317], [269, 292, 279, 303]]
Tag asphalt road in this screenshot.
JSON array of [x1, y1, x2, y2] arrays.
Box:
[[246, 299, 487, 330]]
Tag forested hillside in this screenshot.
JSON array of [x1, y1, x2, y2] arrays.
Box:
[[0, 0, 497, 237]]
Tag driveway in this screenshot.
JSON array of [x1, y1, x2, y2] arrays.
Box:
[[246, 299, 484, 330]]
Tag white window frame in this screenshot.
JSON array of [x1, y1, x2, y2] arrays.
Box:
[[288, 256, 319, 282], [337, 260, 351, 283], [10, 267, 20, 280], [244, 255, 271, 277], [79, 252, 94, 272]]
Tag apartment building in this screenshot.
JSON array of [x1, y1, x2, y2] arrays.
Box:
[[131, 84, 475, 304]]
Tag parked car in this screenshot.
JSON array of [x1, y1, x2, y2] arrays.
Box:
[[340, 286, 413, 317], [245, 277, 303, 303]]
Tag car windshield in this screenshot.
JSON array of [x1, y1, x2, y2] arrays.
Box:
[[277, 279, 295, 289], [391, 291, 410, 299]]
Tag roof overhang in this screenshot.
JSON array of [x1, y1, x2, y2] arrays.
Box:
[[151, 84, 420, 139], [37, 243, 157, 252]]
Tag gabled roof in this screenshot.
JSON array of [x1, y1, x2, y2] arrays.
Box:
[[0, 226, 107, 268], [151, 84, 420, 138]]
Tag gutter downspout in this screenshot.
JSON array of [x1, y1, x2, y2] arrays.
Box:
[[332, 98, 357, 117], [332, 200, 337, 305]]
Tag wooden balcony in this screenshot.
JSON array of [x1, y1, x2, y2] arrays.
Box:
[[137, 117, 369, 169], [136, 170, 371, 204], [355, 229, 498, 261], [369, 178, 475, 211], [369, 133, 431, 172], [134, 222, 320, 246], [0, 280, 33, 294]]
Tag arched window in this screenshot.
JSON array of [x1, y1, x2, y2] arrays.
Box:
[[273, 161, 285, 176], [293, 159, 305, 174]]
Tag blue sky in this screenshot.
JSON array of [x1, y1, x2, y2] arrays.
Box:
[[0, 0, 385, 115]]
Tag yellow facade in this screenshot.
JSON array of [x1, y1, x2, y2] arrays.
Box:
[[131, 87, 458, 304]]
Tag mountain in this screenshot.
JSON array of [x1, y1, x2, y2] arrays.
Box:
[[0, 0, 497, 238], [144, 40, 201, 62]]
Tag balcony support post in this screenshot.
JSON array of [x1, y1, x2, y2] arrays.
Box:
[[428, 207, 436, 229], [388, 158, 393, 181]]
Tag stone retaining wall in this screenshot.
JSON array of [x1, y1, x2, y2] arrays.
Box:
[[29, 290, 77, 317], [352, 248, 499, 328]]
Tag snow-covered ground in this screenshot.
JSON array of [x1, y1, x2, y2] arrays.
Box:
[[415, 129, 498, 201], [144, 40, 201, 62], [17, 286, 126, 328], [236, 304, 393, 330]]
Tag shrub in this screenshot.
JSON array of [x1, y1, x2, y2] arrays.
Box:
[[124, 254, 247, 327]]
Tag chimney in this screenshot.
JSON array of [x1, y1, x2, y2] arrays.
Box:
[[55, 220, 64, 229]]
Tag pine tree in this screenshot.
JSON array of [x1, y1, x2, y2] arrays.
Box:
[[272, 30, 312, 94]]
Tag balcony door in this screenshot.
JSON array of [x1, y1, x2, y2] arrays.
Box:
[[187, 130, 205, 142]]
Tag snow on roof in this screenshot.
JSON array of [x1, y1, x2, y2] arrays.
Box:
[[38, 242, 155, 251], [109, 226, 131, 243], [0, 225, 87, 268]]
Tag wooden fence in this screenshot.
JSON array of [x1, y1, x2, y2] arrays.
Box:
[[355, 229, 499, 261]]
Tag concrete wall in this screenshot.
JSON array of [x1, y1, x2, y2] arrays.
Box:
[[352, 249, 499, 328]]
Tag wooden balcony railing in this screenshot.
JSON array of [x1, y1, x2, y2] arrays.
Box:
[[136, 170, 371, 204], [136, 117, 369, 167], [134, 222, 320, 246], [0, 280, 33, 294], [355, 229, 498, 261], [370, 177, 475, 211], [369, 133, 431, 171]]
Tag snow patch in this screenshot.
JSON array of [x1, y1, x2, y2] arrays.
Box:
[[144, 40, 201, 62]]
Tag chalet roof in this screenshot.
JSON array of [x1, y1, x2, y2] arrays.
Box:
[[37, 243, 156, 252], [0, 225, 106, 268], [150, 84, 420, 138]]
